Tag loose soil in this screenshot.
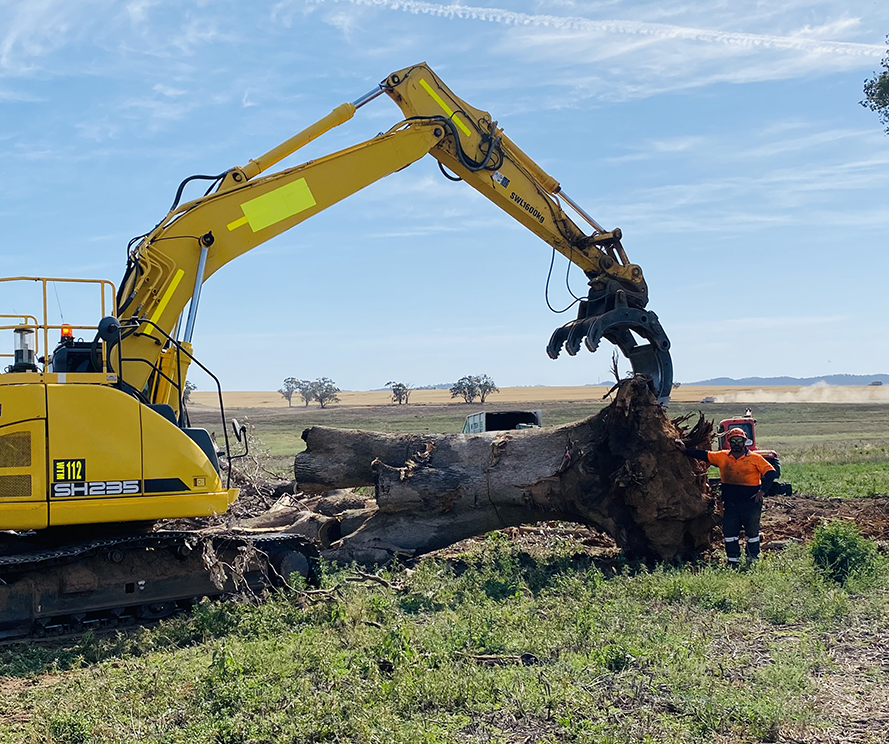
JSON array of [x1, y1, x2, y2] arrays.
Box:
[[763, 494, 888, 544]]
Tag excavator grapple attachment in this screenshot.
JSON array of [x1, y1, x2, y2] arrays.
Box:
[[547, 284, 673, 403]]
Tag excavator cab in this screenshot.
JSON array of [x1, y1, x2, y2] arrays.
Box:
[[0, 277, 236, 531], [48, 325, 102, 374]]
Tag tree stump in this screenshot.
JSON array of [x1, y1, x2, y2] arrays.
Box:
[[294, 377, 717, 563]]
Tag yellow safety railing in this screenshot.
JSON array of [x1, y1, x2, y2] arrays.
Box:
[[0, 277, 116, 363]]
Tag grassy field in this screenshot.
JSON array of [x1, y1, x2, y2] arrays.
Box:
[[0, 392, 886, 742], [1, 539, 886, 743]]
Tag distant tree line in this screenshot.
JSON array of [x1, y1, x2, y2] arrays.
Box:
[[278, 377, 341, 408], [277, 375, 500, 408], [385, 375, 500, 404]]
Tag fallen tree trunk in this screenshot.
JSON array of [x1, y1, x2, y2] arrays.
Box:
[[294, 377, 717, 563]]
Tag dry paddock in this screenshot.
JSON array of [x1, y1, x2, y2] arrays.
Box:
[[190, 384, 889, 409]]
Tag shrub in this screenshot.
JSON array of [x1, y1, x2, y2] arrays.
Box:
[[47, 712, 93, 744], [810, 521, 880, 584]]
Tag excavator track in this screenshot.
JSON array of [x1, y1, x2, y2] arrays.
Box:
[[0, 530, 316, 642]]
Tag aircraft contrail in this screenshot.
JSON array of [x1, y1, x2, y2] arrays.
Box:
[[306, 0, 883, 57]]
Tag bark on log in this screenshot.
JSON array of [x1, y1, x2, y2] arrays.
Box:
[[294, 377, 717, 564]]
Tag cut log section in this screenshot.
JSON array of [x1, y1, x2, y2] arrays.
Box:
[[294, 377, 717, 564]]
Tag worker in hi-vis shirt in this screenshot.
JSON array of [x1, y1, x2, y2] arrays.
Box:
[[676, 428, 777, 565]]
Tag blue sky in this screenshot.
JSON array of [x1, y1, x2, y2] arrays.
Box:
[[1, 0, 886, 391]]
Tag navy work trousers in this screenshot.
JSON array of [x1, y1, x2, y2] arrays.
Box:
[[722, 500, 762, 563]]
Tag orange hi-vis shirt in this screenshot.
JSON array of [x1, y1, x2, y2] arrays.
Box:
[[706, 450, 775, 486]]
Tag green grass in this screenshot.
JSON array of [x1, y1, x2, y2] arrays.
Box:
[[12, 398, 874, 741], [771, 440, 888, 498], [1, 538, 885, 744], [783, 461, 888, 498]]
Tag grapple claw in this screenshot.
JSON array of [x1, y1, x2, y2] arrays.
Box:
[[546, 281, 674, 403], [546, 323, 573, 359], [560, 323, 581, 356]]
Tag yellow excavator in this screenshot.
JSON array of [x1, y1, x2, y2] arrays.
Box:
[[0, 63, 672, 638]]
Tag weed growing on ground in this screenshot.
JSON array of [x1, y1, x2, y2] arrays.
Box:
[[810, 521, 885, 585]]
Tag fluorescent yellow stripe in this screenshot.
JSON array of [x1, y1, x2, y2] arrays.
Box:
[[419, 78, 472, 137], [227, 215, 249, 231], [149, 269, 185, 324], [238, 178, 317, 233]]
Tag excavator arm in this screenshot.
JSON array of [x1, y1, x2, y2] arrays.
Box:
[[383, 65, 672, 399], [115, 62, 672, 408]]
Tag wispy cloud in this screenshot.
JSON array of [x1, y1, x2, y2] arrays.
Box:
[[74, 118, 121, 142], [608, 128, 876, 165], [1, 0, 113, 73], [152, 83, 186, 97], [1, 0, 228, 75], [125, 0, 160, 26], [302, 0, 883, 57], [117, 94, 203, 126], [0, 87, 43, 102], [596, 150, 888, 236]]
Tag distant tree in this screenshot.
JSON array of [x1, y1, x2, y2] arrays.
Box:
[[312, 377, 341, 409], [476, 374, 499, 403], [183, 380, 197, 403], [279, 378, 321, 407], [385, 381, 412, 405], [278, 377, 299, 407], [278, 378, 315, 407], [450, 375, 498, 404], [450, 375, 479, 404], [295, 379, 316, 407], [861, 37, 889, 133]]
